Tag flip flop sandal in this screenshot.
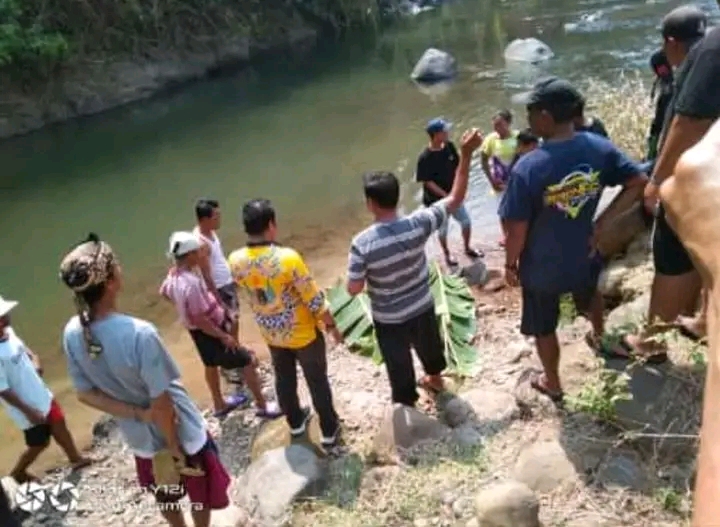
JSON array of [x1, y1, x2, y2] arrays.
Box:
[[620, 335, 669, 365], [519, 368, 564, 405], [226, 392, 249, 407], [445, 255, 459, 267], [677, 323, 708, 344], [212, 395, 244, 419], [584, 331, 631, 360], [465, 248, 485, 258], [256, 402, 283, 419]]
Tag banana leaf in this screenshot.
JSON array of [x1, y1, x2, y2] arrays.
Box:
[[326, 262, 479, 376]]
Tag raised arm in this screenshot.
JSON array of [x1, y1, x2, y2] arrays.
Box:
[[446, 129, 484, 213]]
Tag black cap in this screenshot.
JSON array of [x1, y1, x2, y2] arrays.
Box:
[[514, 76, 583, 111], [661, 5, 707, 42]]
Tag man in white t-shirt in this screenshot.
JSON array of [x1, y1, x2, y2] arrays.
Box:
[[193, 198, 246, 395], [0, 296, 91, 483]]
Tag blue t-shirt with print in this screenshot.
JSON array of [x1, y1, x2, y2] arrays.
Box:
[[499, 132, 639, 293]]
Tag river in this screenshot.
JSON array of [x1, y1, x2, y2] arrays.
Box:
[[0, 0, 714, 470]]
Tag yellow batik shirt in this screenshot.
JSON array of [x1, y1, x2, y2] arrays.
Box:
[[227, 244, 328, 349]]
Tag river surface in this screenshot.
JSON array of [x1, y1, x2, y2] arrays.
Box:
[[0, 0, 717, 467]]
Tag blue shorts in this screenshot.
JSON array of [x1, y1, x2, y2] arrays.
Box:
[[520, 287, 597, 337], [437, 204, 472, 240]]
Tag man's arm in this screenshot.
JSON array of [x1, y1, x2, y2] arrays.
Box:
[[137, 327, 185, 459], [346, 243, 366, 296], [197, 241, 222, 303], [184, 283, 235, 344], [499, 163, 535, 269], [648, 46, 720, 202], [289, 252, 342, 341], [64, 338, 149, 420]]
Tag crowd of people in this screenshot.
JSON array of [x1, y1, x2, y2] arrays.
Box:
[[1, 3, 720, 526]]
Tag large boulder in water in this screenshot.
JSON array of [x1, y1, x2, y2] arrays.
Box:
[[411, 48, 458, 83], [503, 38, 554, 64]]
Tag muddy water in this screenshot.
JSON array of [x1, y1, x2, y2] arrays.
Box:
[[0, 0, 714, 470]]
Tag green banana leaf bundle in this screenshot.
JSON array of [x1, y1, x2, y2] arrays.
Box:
[[326, 261, 479, 377]]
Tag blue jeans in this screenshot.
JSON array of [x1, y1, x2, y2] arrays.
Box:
[[437, 204, 471, 241]]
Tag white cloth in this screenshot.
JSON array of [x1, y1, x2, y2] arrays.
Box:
[[0, 327, 52, 430], [193, 227, 233, 288]]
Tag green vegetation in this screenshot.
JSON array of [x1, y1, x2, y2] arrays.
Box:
[[327, 262, 480, 376], [0, 0, 381, 78]]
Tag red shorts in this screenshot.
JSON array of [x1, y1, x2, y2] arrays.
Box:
[[23, 399, 64, 447], [134, 436, 230, 510]]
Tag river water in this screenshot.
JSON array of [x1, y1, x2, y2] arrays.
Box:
[[0, 0, 715, 467]]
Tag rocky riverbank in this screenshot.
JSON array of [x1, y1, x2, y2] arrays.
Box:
[[7, 228, 703, 527]]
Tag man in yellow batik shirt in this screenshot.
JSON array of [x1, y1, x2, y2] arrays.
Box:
[[228, 199, 342, 447]]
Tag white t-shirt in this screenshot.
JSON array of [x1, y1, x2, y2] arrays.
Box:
[[0, 327, 53, 430]]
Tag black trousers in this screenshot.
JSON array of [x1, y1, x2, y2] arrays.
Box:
[[374, 306, 447, 407], [270, 332, 339, 437]]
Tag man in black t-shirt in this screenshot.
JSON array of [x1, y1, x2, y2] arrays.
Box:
[[416, 118, 481, 266], [626, 5, 720, 357], [572, 97, 609, 138], [648, 48, 674, 160]]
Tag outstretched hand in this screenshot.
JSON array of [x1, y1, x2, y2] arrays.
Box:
[[460, 128, 484, 154], [660, 119, 720, 282]]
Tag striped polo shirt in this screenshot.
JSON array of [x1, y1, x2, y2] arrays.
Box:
[[347, 201, 447, 324]]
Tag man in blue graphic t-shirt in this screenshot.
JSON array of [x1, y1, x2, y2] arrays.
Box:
[[500, 77, 648, 402]]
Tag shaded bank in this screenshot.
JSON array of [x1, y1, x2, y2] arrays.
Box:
[[0, 0, 393, 139]]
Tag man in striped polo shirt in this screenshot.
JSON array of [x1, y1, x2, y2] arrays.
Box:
[[345, 128, 483, 406]]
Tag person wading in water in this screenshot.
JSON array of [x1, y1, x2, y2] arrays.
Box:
[[416, 118, 482, 266], [192, 199, 246, 404]]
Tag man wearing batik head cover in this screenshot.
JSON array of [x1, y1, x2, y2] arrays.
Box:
[[60, 233, 231, 527]]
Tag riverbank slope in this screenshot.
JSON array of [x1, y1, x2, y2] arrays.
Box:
[[0, 0, 386, 139]]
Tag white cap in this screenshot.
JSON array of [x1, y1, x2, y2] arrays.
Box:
[[168, 231, 202, 258], [0, 296, 18, 317]]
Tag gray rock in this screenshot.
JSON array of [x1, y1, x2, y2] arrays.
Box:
[[92, 415, 119, 441], [474, 481, 540, 527], [459, 260, 489, 287], [410, 48, 458, 83], [236, 444, 326, 525], [503, 38, 554, 64], [451, 425, 485, 448], [513, 440, 578, 493], [595, 452, 647, 490], [371, 404, 449, 463]]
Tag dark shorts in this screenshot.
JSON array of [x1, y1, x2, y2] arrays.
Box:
[[217, 284, 240, 317], [24, 399, 64, 448], [521, 287, 597, 337], [188, 330, 253, 369], [135, 436, 230, 510], [653, 206, 695, 276]]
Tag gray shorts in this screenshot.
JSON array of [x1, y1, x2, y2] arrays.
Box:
[[217, 283, 240, 316]]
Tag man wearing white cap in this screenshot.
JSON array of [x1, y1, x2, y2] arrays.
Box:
[[0, 296, 91, 482], [160, 231, 280, 419]]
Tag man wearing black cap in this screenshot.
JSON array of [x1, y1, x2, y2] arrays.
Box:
[[500, 77, 648, 401], [416, 118, 482, 266], [626, 4, 719, 356]]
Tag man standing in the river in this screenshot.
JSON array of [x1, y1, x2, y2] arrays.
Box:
[[193, 198, 246, 401], [347, 128, 483, 407], [416, 118, 482, 266]]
